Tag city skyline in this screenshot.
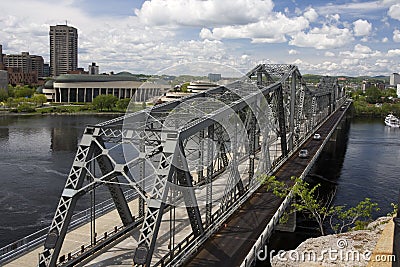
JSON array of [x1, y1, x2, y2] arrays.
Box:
[[0, 0, 400, 76]]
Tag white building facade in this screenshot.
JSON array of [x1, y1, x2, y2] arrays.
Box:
[[44, 73, 170, 103]]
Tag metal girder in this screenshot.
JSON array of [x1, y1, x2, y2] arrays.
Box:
[[38, 64, 344, 267], [39, 129, 97, 267], [276, 85, 288, 156]]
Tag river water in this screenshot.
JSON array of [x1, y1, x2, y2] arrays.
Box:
[[0, 115, 399, 251], [0, 114, 119, 247]]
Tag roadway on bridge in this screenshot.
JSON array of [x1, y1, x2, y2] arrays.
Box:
[[185, 104, 348, 267]]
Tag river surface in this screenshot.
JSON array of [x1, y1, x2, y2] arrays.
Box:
[[0, 115, 399, 251], [0, 114, 119, 247]]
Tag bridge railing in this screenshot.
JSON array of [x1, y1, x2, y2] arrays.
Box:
[[0, 190, 137, 265]]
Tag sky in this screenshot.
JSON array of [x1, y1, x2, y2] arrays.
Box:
[[0, 0, 400, 77]]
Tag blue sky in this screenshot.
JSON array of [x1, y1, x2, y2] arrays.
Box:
[[0, 0, 400, 76]]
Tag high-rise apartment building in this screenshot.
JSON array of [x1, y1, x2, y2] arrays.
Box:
[[3, 52, 43, 84], [3, 52, 32, 73], [390, 73, 400, 86], [49, 24, 78, 76], [3, 52, 44, 78]]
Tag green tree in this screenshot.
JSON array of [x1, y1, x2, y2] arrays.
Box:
[[385, 88, 397, 98], [365, 86, 383, 104], [13, 85, 34, 98], [116, 98, 131, 111], [32, 94, 47, 107], [180, 82, 189, 92], [329, 198, 379, 233], [0, 89, 8, 102], [92, 94, 118, 111], [262, 175, 379, 235]]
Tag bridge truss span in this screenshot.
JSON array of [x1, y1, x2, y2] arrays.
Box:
[[37, 64, 346, 267]]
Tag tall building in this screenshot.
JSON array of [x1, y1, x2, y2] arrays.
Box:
[[390, 73, 400, 86], [3, 52, 32, 73], [49, 24, 78, 76], [30, 55, 44, 77], [88, 62, 99, 75], [43, 63, 50, 77], [0, 44, 3, 65]]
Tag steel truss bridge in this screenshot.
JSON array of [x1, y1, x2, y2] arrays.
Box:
[[36, 64, 346, 267]]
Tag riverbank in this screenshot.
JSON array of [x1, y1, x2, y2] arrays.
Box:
[[0, 103, 148, 116], [353, 100, 400, 118], [271, 216, 394, 267]]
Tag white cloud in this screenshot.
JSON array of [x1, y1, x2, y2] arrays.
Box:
[[394, 29, 400, 42], [288, 49, 298, 55], [324, 51, 335, 57], [339, 44, 382, 59], [381, 0, 399, 6], [387, 49, 400, 56], [289, 24, 353, 49], [388, 4, 400, 21], [317, 1, 388, 17], [199, 12, 310, 43], [353, 19, 372, 37], [135, 0, 274, 27], [382, 37, 389, 42], [304, 8, 318, 22], [341, 58, 360, 66]]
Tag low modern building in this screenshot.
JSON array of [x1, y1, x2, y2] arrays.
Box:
[[187, 81, 218, 93], [208, 73, 221, 82], [158, 92, 193, 103], [7, 67, 37, 86], [44, 72, 170, 102]]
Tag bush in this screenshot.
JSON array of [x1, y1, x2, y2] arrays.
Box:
[[17, 103, 36, 113]]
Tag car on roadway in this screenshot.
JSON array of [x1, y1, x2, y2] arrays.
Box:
[[313, 133, 321, 140], [299, 149, 308, 158]]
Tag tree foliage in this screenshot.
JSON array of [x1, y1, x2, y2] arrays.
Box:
[[262, 175, 379, 235], [13, 85, 35, 98], [116, 98, 131, 111], [32, 94, 47, 107], [329, 198, 379, 234], [92, 94, 118, 111], [365, 86, 383, 104]]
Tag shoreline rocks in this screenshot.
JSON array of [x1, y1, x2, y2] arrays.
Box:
[[271, 216, 392, 267]]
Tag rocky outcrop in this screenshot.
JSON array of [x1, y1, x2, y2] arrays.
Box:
[[271, 217, 392, 267]]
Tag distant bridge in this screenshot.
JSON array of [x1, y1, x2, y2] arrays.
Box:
[[1, 64, 348, 267]]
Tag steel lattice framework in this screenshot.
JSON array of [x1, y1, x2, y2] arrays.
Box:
[[38, 64, 344, 267]]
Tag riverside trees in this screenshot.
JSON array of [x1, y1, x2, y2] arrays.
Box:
[[262, 175, 380, 235]]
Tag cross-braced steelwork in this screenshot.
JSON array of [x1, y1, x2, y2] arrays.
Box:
[[38, 64, 345, 267]]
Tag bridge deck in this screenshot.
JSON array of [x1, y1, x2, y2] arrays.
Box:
[[185, 105, 349, 267], [3, 199, 139, 267]]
